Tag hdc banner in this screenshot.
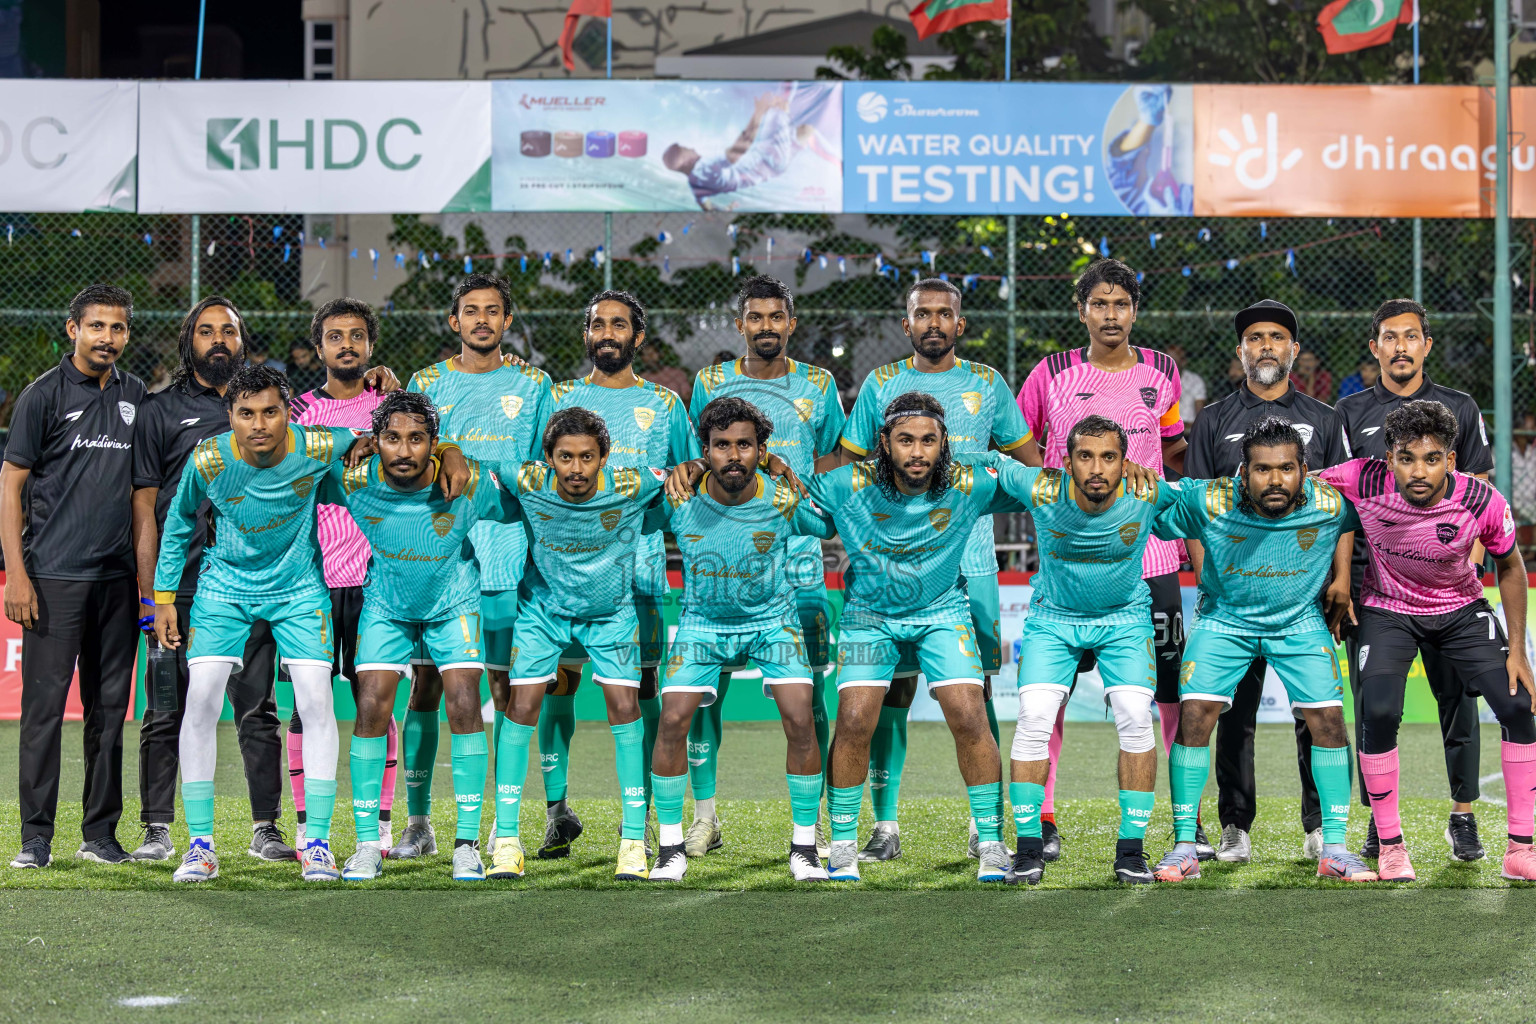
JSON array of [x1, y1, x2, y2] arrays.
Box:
[[0, 81, 137, 212], [137, 81, 492, 214]]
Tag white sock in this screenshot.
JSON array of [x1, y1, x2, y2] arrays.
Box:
[[694, 797, 715, 822], [287, 663, 338, 783], [409, 814, 430, 826], [660, 822, 684, 846], [792, 824, 816, 846], [547, 799, 568, 818], [875, 819, 899, 834], [969, 816, 978, 833], [179, 661, 234, 783]]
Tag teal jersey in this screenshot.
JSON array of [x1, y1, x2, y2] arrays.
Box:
[[407, 355, 552, 592], [508, 461, 666, 620], [806, 456, 1019, 627], [326, 455, 517, 622], [153, 424, 356, 604], [841, 357, 1029, 577], [1153, 476, 1359, 636], [648, 470, 834, 633], [988, 454, 1181, 627], [691, 357, 845, 590]]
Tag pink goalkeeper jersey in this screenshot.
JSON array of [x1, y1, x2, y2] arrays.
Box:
[[1017, 346, 1185, 578], [1319, 458, 1517, 616], [294, 387, 384, 589]]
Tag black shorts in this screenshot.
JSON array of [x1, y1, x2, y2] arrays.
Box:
[[1355, 599, 1510, 693], [330, 585, 365, 685]]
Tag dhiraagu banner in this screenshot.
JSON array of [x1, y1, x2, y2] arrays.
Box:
[[137, 81, 492, 213]]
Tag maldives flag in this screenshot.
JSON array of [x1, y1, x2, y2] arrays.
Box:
[[1316, 0, 1416, 55], [559, 0, 611, 71], [909, 0, 1011, 41]]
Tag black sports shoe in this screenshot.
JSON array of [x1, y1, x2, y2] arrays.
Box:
[[1446, 812, 1485, 862], [1360, 817, 1380, 860], [76, 835, 132, 864], [10, 837, 51, 869], [1194, 823, 1216, 862], [537, 807, 584, 860], [248, 822, 296, 861], [1006, 847, 1044, 886], [1113, 848, 1155, 885], [1040, 819, 1062, 862]]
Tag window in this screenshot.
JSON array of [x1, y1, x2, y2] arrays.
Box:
[[305, 20, 338, 80]]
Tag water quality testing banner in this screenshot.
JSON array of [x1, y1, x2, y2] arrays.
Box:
[[136, 81, 493, 214], [491, 80, 843, 212], [843, 82, 1194, 215], [0, 81, 137, 212]]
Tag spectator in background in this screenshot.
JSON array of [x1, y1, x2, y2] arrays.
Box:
[[1336, 357, 1380, 399], [636, 348, 693, 406], [1513, 410, 1536, 551], [246, 337, 286, 375], [1221, 355, 1246, 400], [1166, 343, 1206, 424], [1292, 348, 1333, 401], [286, 341, 326, 395], [712, 349, 736, 365]]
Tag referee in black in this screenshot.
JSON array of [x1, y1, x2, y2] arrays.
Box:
[[127, 296, 291, 863], [1182, 299, 1348, 863], [3, 285, 145, 868], [1335, 298, 1493, 862]]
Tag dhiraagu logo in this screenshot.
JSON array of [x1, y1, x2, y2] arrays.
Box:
[[206, 117, 423, 171], [1206, 112, 1303, 190]]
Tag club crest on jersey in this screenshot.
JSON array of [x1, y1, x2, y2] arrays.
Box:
[[500, 395, 524, 420], [793, 398, 814, 422], [1118, 523, 1140, 546], [929, 508, 951, 532], [961, 391, 982, 415], [600, 508, 622, 531], [1359, 645, 1371, 671], [1139, 386, 1158, 409], [118, 401, 136, 426], [1296, 527, 1319, 551], [1179, 661, 1196, 687], [291, 478, 314, 499], [432, 512, 456, 538], [1435, 522, 1460, 544], [1293, 422, 1315, 445], [752, 531, 776, 553], [633, 407, 655, 431]]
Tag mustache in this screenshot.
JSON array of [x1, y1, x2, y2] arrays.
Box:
[[721, 462, 749, 474]]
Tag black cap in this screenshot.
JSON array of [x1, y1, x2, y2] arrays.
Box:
[[1234, 299, 1298, 343]]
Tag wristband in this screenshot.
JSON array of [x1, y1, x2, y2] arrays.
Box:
[[140, 598, 155, 606]]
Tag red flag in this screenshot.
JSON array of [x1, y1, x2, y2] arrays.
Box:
[[560, 0, 611, 71], [909, 0, 1011, 41], [1315, 0, 1415, 55]]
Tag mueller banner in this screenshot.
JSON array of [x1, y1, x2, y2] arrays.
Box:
[[0, 81, 137, 212], [491, 80, 843, 212], [842, 82, 1195, 215], [137, 81, 492, 214]]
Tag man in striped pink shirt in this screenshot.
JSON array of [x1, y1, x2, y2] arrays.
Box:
[[289, 297, 401, 849]]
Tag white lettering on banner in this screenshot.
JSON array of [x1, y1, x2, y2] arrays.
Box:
[[1317, 136, 1484, 175], [5, 639, 19, 673], [0, 81, 137, 212], [0, 117, 67, 170], [858, 162, 1094, 205], [206, 117, 422, 172]]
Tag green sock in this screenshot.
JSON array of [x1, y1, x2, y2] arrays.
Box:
[[611, 719, 647, 840], [1118, 789, 1155, 842], [1169, 743, 1210, 844], [1010, 781, 1045, 840], [450, 731, 488, 843], [652, 771, 687, 827], [639, 695, 661, 807], [495, 717, 534, 838], [1311, 745, 1352, 846], [869, 704, 908, 821], [687, 677, 728, 801], [536, 694, 575, 803], [786, 773, 822, 828], [182, 780, 216, 840], [811, 672, 830, 795], [967, 783, 1003, 843], [349, 735, 387, 843], [828, 784, 863, 842], [305, 778, 337, 843], [403, 709, 439, 818]]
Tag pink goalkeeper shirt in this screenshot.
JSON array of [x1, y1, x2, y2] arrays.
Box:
[[1319, 458, 1516, 616], [293, 387, 384, 589], [1017, 346, 1185, 578]]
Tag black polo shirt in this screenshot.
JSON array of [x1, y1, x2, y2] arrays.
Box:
[[131, 380, 231, 598], [4, 356, 145, 580], [1184, 381, 1348, 480]]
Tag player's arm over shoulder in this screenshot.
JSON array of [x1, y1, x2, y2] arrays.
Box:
[[1152, 477, 1228, 541], [1314, 458, 1367, 500], [806, 460, 869, 513]]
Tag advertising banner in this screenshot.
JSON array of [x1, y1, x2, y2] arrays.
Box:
[[843, 82, 1194, 215], [0, 80, 137, 212], [491, 80, 842, 212], [137, 81, 492, 214]]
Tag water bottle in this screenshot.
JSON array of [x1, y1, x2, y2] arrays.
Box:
[[146, 645, 179, 714]]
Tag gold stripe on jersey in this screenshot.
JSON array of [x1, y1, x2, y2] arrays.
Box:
[[697, 363, 725, 395], [1204, 479, 1236, 520], [1313, 480, 1342, 516], [411, 364, 444, 390], [1128, 477, 1159, 504], [342, 462, 371, 495], [462, 459, 481, 499], [803, 363, 833, 394], [951, 464, 975, 495], [850, 462, 877, 492], [772, 478, 800, 521], [192, 437, 226, 484], [303, 426, 335, 463], [872, 361, 906, 386], [517, 462, 549, 494], [1030, 468, 1063, 507], [960, 359, 995, 384], [612, 467, 642, 500], [551, 380, 579, 402]]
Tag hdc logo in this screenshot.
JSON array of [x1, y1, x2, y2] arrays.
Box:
[[206, 117, 423, 171]]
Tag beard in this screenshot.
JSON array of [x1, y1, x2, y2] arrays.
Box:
[[588, 339, 637, 374], [750, 332, 783, 360], [191, 347, 239, 388], [1243, 351, 1295, 387], [330, 362, 367, 383], [913, 330, 954, 361]]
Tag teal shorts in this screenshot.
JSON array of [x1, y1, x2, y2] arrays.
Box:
[[509, 601, 641, 687], [187, 592, 333, 669], [1018, 618, 1155, 694], [795, 584, 834, 673], [1180, 628, 1344, 709], [836, 618, 985, 691], [560, 592, 666, 670], [663, 621, 812, 707], [356, 602, 484, 677], [892, 574, 999, 679], [481, 589, 519, 671]]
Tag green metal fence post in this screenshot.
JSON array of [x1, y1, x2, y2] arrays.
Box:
[[1496, 0, 1513, 499]]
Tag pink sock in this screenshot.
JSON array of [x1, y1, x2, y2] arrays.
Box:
[[1041, 706, 1066, 817], [380, 715, 400, 816], [1502, 740, 1536, 839], [1359, 749, 1402, 841], [286, 728, 306, 817], [1156, 702, 1181, 757]]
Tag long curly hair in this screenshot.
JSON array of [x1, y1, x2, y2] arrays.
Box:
[[168, 295, 250, 394], [875, 391, 951, 500]]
